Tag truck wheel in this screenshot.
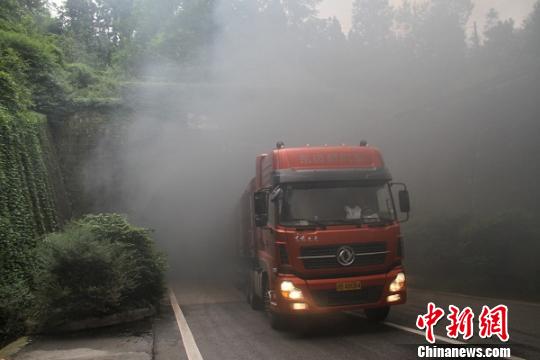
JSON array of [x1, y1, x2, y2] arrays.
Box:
[[365, 306, 390, 322], [247, 275, 263, 310], [262, 278, 289, 331]]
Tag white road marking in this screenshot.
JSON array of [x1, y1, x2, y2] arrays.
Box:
[[384, 321, 527, 360], [384, 321, 464, 345], [167, 292, 527, 360], [169, 288, 204, 360]]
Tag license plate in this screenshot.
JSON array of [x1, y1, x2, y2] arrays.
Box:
[[336, 281, 361, 292]]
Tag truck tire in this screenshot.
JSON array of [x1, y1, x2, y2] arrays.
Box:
[[365, 306, 390, 322], [262, 277, 289, 331], [247, 274, 263, 310]]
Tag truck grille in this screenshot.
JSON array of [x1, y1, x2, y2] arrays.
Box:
[[278, 244, 289, 264], [311, 286, 383, 307], [299, 242, 387, 269]]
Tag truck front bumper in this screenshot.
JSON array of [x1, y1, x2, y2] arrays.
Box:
[[270, 266, 406, 315]]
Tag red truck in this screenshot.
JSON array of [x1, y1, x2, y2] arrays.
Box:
[[238, 142, 410, 329]]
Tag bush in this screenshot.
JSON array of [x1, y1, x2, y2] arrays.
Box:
[[75, 214, 166, 305], [33, 214, 166, 329], [0, 29, 69, 113], [66, 64, 120, 103], [66, 63, 99, 89], [0, 277, 32, 345]]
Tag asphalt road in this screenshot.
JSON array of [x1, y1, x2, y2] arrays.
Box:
[[171, 282, 540, 360], [10, 283, 539, 360]]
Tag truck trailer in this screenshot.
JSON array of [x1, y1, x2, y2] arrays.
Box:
[[239, 142, 410, 329]]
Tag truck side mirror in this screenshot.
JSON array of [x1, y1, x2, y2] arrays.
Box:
[[253, 190, 269, 227], [398, 190, 410, 213], [391, 183, 411, 223]]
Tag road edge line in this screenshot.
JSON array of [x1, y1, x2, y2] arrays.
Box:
[[169, 288, 204, 360], [384, 321, 463, 345], [384, 321, 526, 360]]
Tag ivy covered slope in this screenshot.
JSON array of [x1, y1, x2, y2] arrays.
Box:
[[0, 1, 117, 343], [1, 3, 58, 342], [0, 110, 58, 341], [0, 110, 59, 262]]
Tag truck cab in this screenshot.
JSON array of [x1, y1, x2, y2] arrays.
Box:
[[241, 143, 410, 329]]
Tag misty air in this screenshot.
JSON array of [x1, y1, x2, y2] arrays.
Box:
[[0, 0, 539, 359]]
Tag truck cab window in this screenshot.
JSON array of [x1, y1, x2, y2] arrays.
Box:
[[279, 182, 395, 226]]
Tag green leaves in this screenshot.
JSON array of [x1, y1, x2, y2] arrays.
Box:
[[32, 214, 166, 329], [0, 109, 58, 344], [0, 29, 69, 113]]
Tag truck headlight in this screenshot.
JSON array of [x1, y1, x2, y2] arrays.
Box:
[[389, 272, 406, 292], [280, 281, 295, 292], [280, 280, 304, 300]]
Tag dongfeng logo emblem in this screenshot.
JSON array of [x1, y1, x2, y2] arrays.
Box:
[[337, 246, 355, 266]]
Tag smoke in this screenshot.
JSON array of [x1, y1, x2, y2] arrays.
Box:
[[83, 0, 540, 282], [106, 2, 372, 277]]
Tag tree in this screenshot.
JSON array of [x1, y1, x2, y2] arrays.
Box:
[[281, 0, 321, 27], [158, 0, 217, 64], [523, 1, 540, 58], [417, 0, 473, 61], [349, 0, 393, 49], [60, 0, 108, 65], [482, 8, 516, 64], [470, 21, 480, 49]]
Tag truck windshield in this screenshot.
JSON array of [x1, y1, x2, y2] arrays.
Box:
[[278, 182, 395, 227]]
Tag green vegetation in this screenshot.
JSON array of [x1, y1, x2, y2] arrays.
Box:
[[33, 214, 165, 329], [1, 212, 165, 343], [0, 3, 119, 111], [406, 211, 540, 300], [0, 110, 57, 344], [0, 1, 78, 344], [0, 0, 153, 341]]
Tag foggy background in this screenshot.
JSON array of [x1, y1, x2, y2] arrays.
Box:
[[319, 0, 536, 33], [72, 0, 540, 296]]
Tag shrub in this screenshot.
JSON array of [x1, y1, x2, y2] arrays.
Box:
[[75, 214, 166, 306], [0, 276, 32, 345], [0, 29, 69, 113], [66, 63, 99, 89], [33, 214, 166, 329]]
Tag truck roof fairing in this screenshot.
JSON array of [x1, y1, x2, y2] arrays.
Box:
[[270, 145, 391, 184], [256, 145, 392, 188], [273, 145, 386, 170], [272, 167, 392, 185]]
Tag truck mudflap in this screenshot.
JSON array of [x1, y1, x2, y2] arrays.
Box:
[[271, 267, 407, 315]]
